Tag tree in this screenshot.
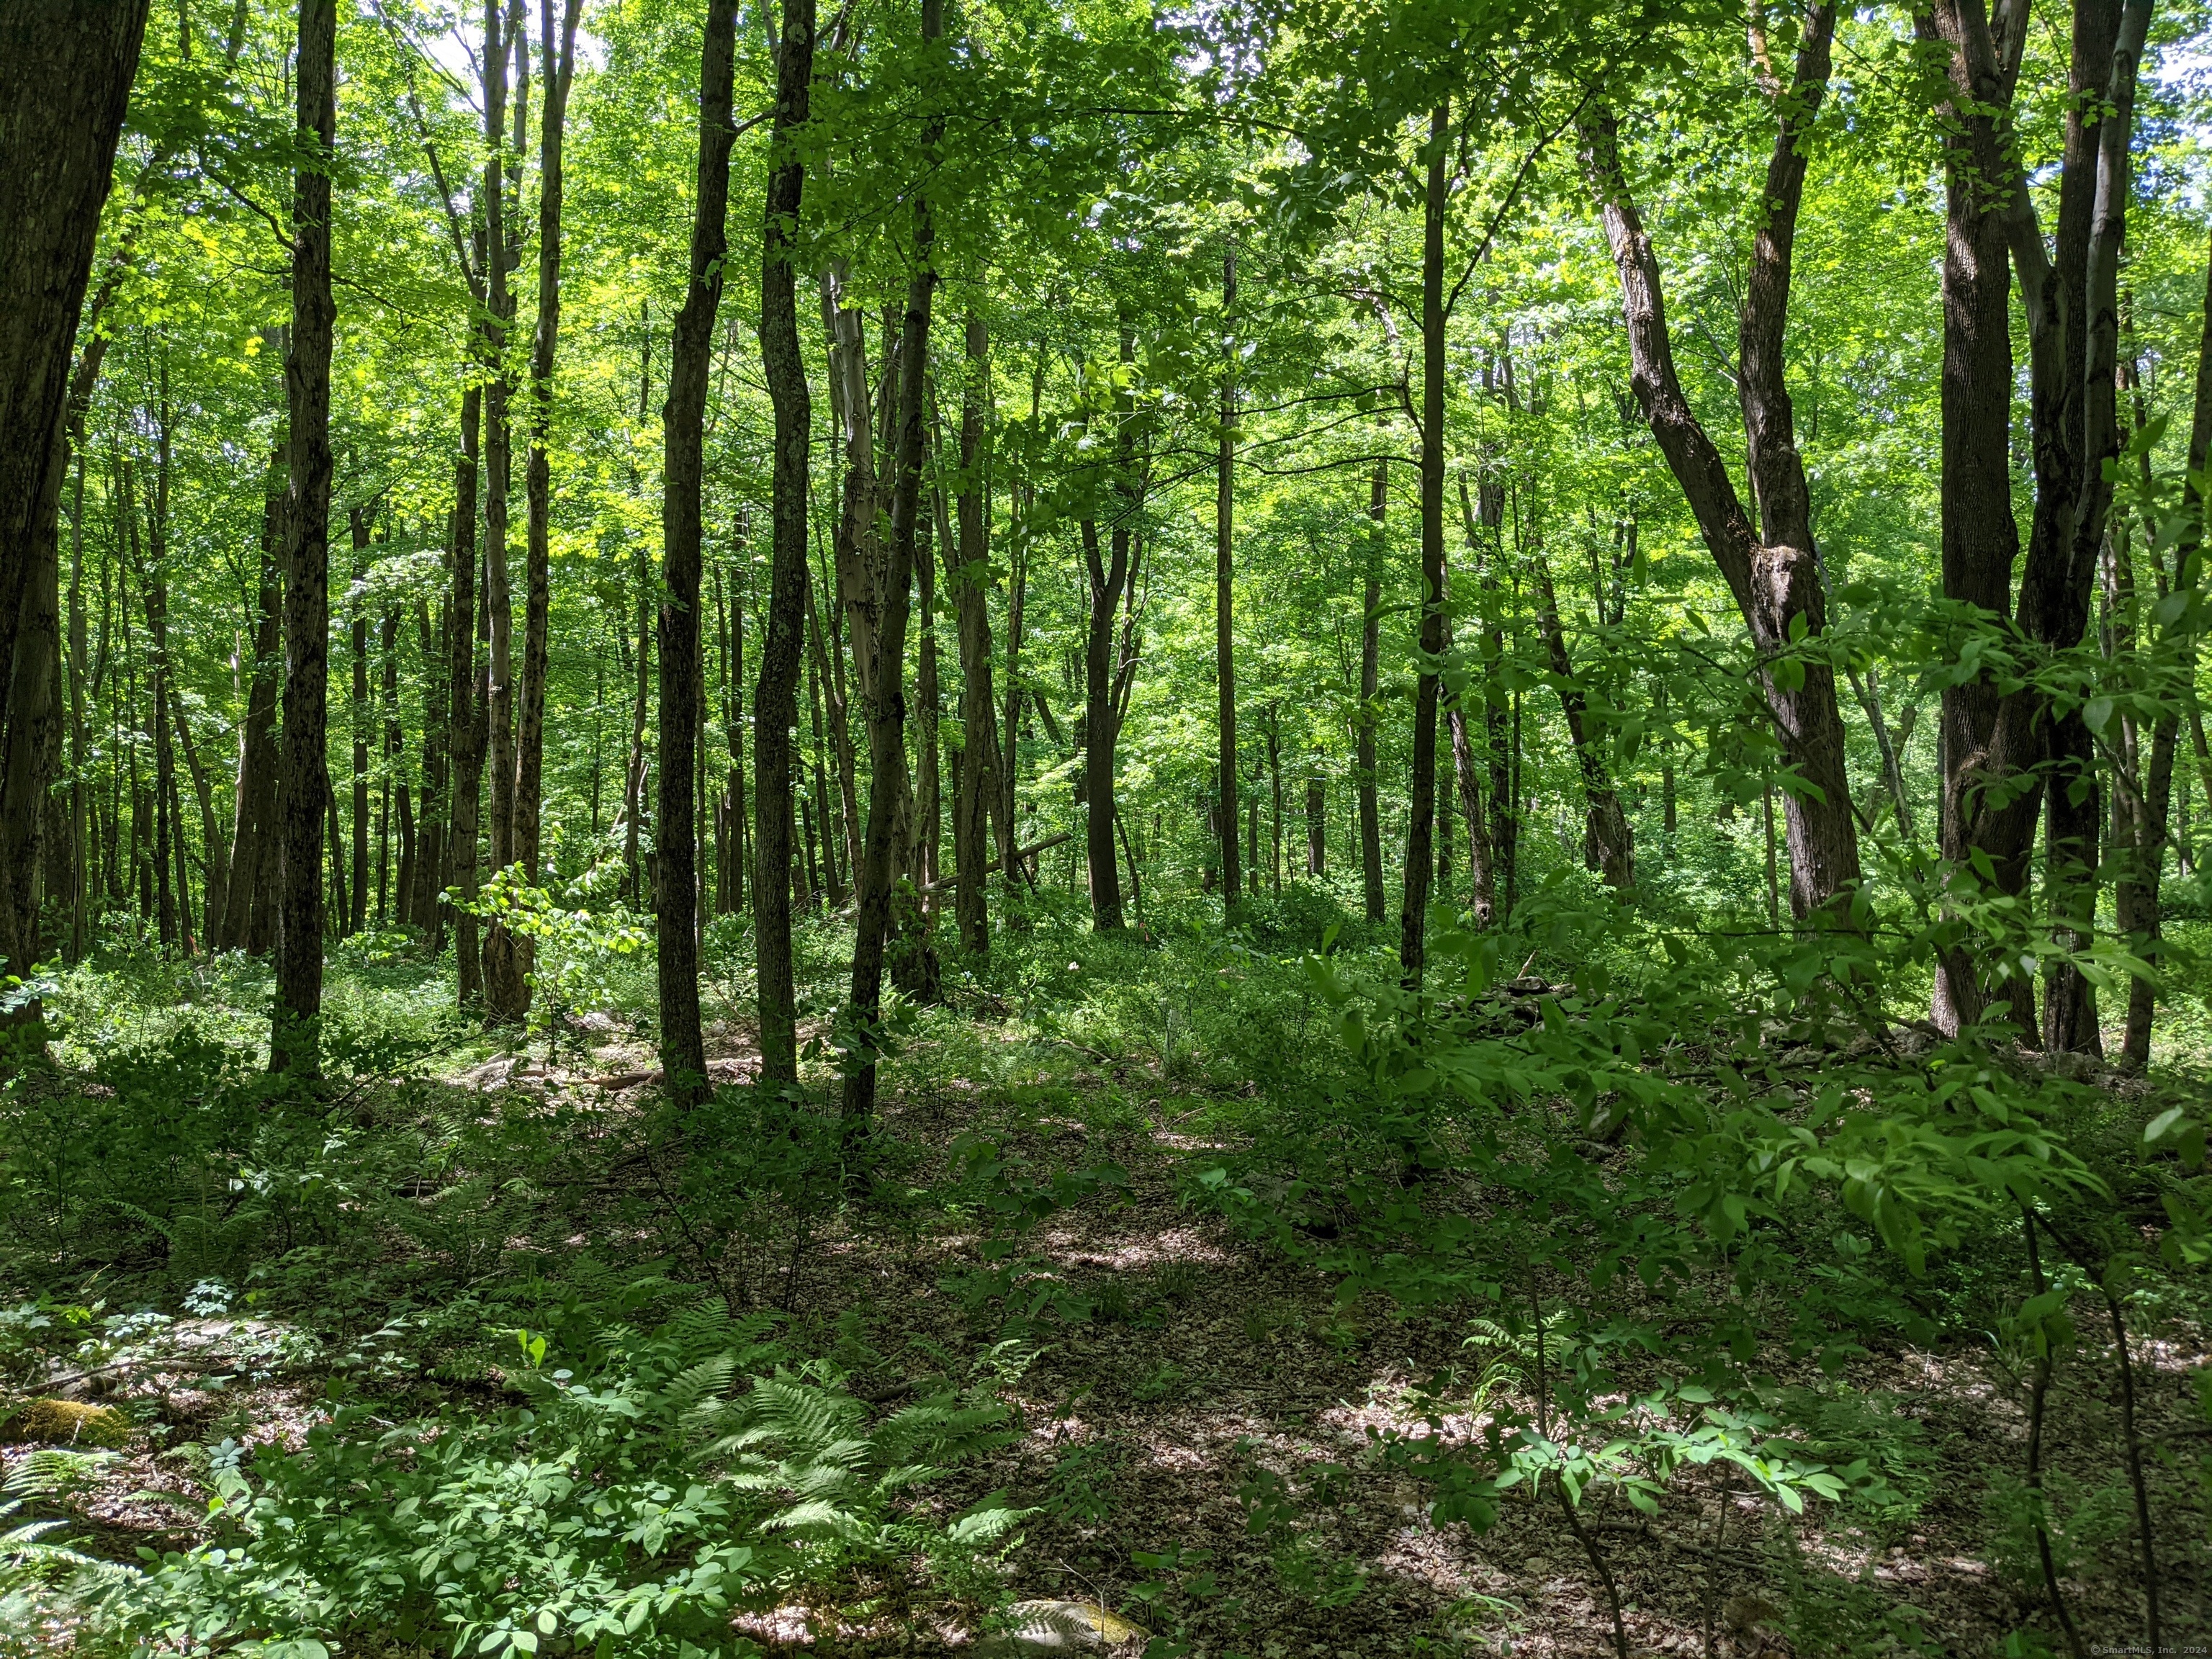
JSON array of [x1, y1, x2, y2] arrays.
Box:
[[272, 0, 338, 1076], [0, 0, 155, 1015], [752, 0, 817, 1089]]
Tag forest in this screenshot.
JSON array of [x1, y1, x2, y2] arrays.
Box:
[[3, 0, 2212, 1653]]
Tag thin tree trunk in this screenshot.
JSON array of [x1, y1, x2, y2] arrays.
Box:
[[273, 0, 337, 1075], [1359, 462, 1385, 923], [447, 385, 487, 995], [347, 506, 369, 937], [948, 311, 999, 953], [1305, 760, 1325, 876], [503, 0, 581, 1020], [752, 0, 817, 1088], [844, 0, 944, 1124], [1533, 557, 1634, 889], [222, 444, 284, 952], [173, 699, 221, 951], [1217, 248, 1242, 913], [1401, 104, 1448, 984], [479, 0, 523, 1017]]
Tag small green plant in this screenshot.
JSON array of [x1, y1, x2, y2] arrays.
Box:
[[1129, 1359, 1189, 1403], [1092, 1276, 1134, 1323], [1154, 1259, 1199, 1304], [451, 849, 649, 1064], [1048, 1437, 1123, 1524]]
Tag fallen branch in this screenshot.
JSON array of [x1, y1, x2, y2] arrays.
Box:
[[917, 831, 1071, 896]]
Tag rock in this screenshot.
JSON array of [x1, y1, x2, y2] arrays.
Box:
[[9, 1398, 129, 1448], [974, 1600, 1148, 1654]]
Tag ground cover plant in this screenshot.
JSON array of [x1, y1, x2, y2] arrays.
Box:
[[5, 0, 2212, 1653]]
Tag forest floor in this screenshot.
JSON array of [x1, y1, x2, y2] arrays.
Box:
[[4, 911, 2206, 1657]]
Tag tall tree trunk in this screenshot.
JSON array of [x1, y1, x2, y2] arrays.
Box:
[[503, 0, 581, 1020], [66, 450, 88, 960], [1305, 763, 1325, 876], [948, 311, 999, 953], [752, 0, 817, 1088], [143, 396, 179, 948], [222, 445, 284, 951], [624, 538, 649, 905], [657, 0, 737, 1107], [347, 506, 369, 937], [480, 0, 523, 1017], [1358, 462, 1385, 922], [0, 0, 153, 1012], [1401, 104, 1448, 984], [1923, 0, 2151, 1050], [844, 0, 943, 1124], [174, 697, 220, 950], [1079, 325, 1138, 933], [1581, 13, 1860, 923], [272, 0, 337, 1076], [1216, 248, 1242, 914], [447, 386, 487, 995], [380, 603, 400, 924]]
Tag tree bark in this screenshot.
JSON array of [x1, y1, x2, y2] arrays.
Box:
[[348, 506, 370, 937], [1217, 248, 1242, 914], [446, 385, 487, 996], [655, 0, 737, 1108], [1923, 0, 2150, 1049], [1401, 104, 1448, 984], [0, 0, 153, 1003], [272, 0, 338, 1076], [1080, 323, 1138, 932], [503, 0, 581, 1020], [1358, 462, 1385, 922], [221, 444, 284, 952], [480, 0, 524, 1019], [752, 0, 817, 1088], [948, 311, 1000, 954]]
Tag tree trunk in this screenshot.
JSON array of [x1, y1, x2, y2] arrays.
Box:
[[272, 0, 337, 1076], [948, 311, 999, 954], [1400, 105, 1448, 984], [504, 0, 581, 1020], [347, 506, 369, 937], [1358, 462, 1385, 922], [1922, 0, 2150, 1050], [655, 0, 737, 1107], [1305, 761, 1325, 876], [480, 0, 523, 1017], [0, 0, 153, 1010], [1217, 248, 1242, 914], [222, 445, 284, 952], [844, 0, 943, 1124], [173, 698, 222, 951], [752, 0, 816, 1088], [380, 603, 400, 924], [447, 386, 487, 996], [1534, 557, 1633, 888], [1581, 24, 1861, 922]]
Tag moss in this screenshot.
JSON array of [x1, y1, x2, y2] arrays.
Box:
[[8, 1398, 130, 1449]]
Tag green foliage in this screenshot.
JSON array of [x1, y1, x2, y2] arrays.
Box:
[[105, 1299, 1022, 1659]]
